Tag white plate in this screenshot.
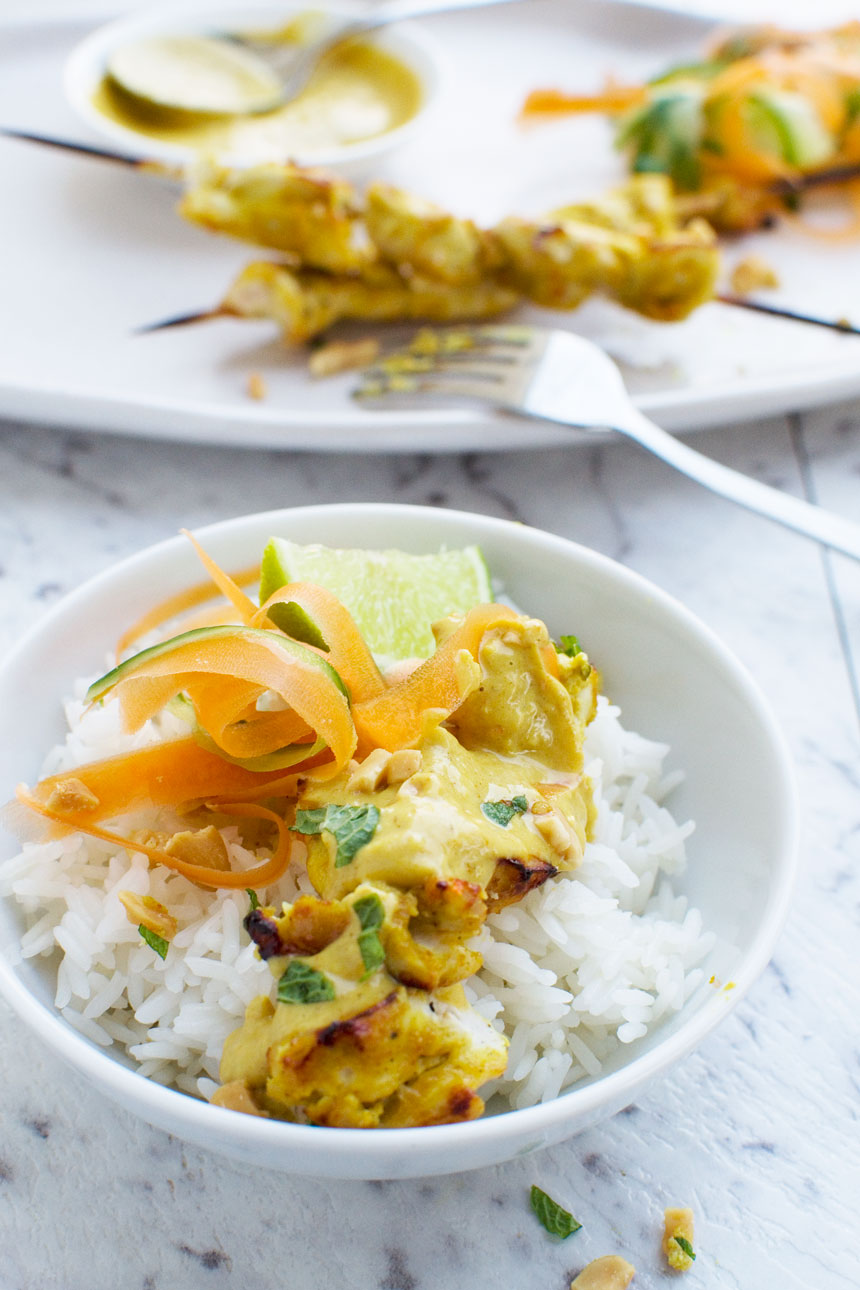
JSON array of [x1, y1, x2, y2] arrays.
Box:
[[617, 0, 860, 28], [2, 0, 860, 451]]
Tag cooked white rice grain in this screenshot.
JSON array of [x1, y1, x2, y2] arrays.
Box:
[[1, 691, 716, 1112]]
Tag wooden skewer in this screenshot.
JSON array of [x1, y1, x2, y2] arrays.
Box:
[[716, 293, 860, 336], [6, 125, 860, 200], [135, 296, 860, 339], [1, 127, 143, 166], [0, 127, 178, 177], [770, 162, 860, 195], [134, 307, 229, 334]]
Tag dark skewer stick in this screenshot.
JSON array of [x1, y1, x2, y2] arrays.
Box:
[[770, 162, 860, 195], [0, 127, 177, 175], [716, 294, 860, 336], [135, 307, 229, 334], [2, 127, 141, 166], [135, 296, 860, 339], [6, 124, 860, 198]]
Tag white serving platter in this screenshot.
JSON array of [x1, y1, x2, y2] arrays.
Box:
[[1, 0, 860, 451]]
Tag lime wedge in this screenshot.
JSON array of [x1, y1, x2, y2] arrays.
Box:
[[260, 538, 492, 664], [107, 36, 283, 116]]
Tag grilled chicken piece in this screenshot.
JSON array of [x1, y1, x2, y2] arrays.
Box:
[[677, 176, 786, 233], [298, 616, 594, 903], [299, 721, 590, 902], [222, 260, 519, 344], [217, 611, 600, 1127], [496, 175, 719, 322], [180, 160, 369, 274], [364, 183, 505, 285], [443, 615, 594, 770], [245, 880, 485, 991], [220, 882, 506, 1126], [223, 983, 506, 1127], [210, 171, 719, 341], [381, 876, 487, 989]]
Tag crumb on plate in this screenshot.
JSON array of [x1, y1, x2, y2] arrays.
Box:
[[308, 336, 381, 378], [729, 255, 780, 296], [247, 371, 267, 400]]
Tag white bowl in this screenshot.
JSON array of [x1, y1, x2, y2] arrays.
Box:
[[64, 3, 442, 172], [0, 504, 798, 1178]]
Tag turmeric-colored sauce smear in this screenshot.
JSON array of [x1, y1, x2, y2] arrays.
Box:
[[92, 40, 424, 158]]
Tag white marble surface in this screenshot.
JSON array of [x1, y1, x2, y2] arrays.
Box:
[[0, 402, 859, 1289]]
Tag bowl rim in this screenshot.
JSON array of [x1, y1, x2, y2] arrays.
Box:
[[62, 1, 443, 169], [0, 502, 800, 1170]]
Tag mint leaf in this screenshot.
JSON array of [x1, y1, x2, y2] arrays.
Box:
[[529, 1185, 582, 1239], [277, 959, 336, 1005], [557, 634, 581, 658], [138, 925, 169, 960], [674, 1236, 696, 1261], [246, 888, 260, 911], [350, 893, 386, 978], [482, 795, 528, 828], [352, 893, 385, 931], [358, 928, 385, 978], [292, 804, 381, 867]]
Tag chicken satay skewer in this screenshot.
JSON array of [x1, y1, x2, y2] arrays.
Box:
[[6, 128, 858, 338]]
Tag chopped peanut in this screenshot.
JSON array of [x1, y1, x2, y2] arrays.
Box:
[[346, 748, 392, 793], [129, 826, 230, 871], [346, 747, 423, 793], [210, 1080, 270, 1117], [165, 825, 231, 872], [118, 891, 178, 941], [386, 749, 422, 784], [533, 807, 574, 858], [663, 1207, 696, 1271], [308, 336, 380, 378], [45, 777, 100, 813], [571, 1255, 635, 1290], [729, 255, 779, 296], [246, 370, 267, 400]]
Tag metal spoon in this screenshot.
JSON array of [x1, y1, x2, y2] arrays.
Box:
[[108, 0, 531, 117]]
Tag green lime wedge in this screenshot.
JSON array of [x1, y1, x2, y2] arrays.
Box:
[[259, 538, 492, 665]]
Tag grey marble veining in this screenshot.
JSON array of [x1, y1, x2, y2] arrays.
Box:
[[1, 408, 859, 1290]]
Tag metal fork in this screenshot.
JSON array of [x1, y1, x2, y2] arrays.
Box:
[[355, 325, 860, 561], [229, 0, 530, 111]]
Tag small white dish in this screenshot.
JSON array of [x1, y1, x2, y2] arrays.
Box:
[[0, 504, 798, 1177], [63, 3, 442, 171]]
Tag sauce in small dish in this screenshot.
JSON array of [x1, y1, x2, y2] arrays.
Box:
[[65, 5, 440, 170]]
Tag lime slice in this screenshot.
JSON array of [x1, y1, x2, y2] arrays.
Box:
[[260, 538, 492, 664], [107, 36, 283, 116]]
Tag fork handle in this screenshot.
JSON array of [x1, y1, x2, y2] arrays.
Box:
[[331, 0, 528, 38], [618, 409, 860, 560]]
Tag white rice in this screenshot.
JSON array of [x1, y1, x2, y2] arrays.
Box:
[[0, 690, 714, 1109]]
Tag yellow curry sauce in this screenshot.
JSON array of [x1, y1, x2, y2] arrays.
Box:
[[216, 615, 599, 1127], [92, 40, 424, 158]]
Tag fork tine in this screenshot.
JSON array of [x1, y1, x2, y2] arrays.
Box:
[[354, 324, 542, 404]]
